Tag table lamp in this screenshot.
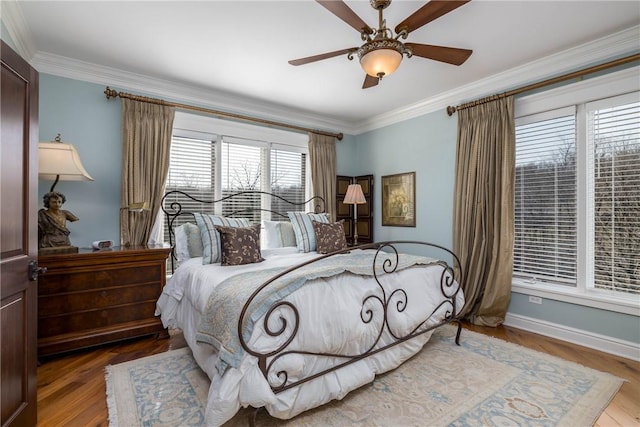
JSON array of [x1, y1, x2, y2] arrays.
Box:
[[343, 183, 366, 245], [38, 134, 93, 253]]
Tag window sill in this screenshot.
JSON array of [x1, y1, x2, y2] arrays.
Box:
[[511, 279, 640, 316]]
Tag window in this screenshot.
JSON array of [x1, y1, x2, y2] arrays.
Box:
[[270, 148, 307, 218], [514, 108, 577, 285], [587, 95, 640, 295], [162, 113, 309, 244], [513, 67, 639, 311]]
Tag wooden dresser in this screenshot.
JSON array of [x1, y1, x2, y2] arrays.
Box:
[[37, 245, 172, 357]]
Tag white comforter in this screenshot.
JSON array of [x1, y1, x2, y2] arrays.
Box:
[[156, 248, 464, 426]]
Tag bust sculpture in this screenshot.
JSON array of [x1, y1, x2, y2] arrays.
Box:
[[38, 191, 79, 252]]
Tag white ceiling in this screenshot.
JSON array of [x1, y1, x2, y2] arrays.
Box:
[[5, 1, 640, 135]]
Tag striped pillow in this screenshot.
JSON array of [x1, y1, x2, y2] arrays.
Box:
[[287, 212, 330, 252], [193, 213, 251, 264]]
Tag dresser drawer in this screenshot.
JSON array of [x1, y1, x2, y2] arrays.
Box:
[[38, 300, 158, 338], [38, 264, 162, 295], [38, 282, 162, 316]]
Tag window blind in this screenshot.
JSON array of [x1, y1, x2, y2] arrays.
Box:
[[514, 112, 577, 284], [220, 139, 264, 222], [164, 136, 216, 236], [588, 97, 640, 294], [270, 149, 306, 220]]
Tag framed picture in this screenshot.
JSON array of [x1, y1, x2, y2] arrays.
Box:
[[381, 172, 416, 227]]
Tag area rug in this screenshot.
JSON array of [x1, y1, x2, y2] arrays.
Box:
[[106, 325, 623, 426]]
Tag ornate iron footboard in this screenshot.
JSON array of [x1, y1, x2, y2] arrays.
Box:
[[238, 240, 464, 395]]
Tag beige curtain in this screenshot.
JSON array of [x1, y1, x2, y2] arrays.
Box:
[[120, 98, 175, 246], [308, 133, 337, 221], [453, 97, 515, 327]]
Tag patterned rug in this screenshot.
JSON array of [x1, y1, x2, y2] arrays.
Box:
[[106, 325, 623, 426]]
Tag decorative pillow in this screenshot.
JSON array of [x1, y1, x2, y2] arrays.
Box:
[[215, 224, 264, 266], [287, 211, 330, 252], [280, 221, 296, 247], [182, 222, 204, 258], [312, 220, 348, 254], [262, 220, 298, 249], [193, 213, 250, 264]]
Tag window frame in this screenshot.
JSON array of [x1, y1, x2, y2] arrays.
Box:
[[512, 66, 640, 316], [171, 111, 310, 203]]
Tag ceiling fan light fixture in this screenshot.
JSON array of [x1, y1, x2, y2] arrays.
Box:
[[358, 39, 404, 79]]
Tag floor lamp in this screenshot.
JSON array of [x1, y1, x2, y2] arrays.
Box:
[[343, 183, 367, 246]]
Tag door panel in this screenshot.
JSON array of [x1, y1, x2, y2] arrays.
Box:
[[335, 174, 374, 245], [354, 175, 373, 244], [335, 175, 353, 242], [1, 39, 39, 427]]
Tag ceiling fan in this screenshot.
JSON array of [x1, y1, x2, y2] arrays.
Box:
[[289, 0, 473, 89]]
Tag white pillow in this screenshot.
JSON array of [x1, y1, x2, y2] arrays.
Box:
[[287, 212, 330, 252], [174, 224, 191, 264], [262, 220, 298, 249], [194, 213, 251, 264]]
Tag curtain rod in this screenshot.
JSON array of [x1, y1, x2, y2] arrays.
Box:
[[446, 53, 640, 116], [104, 87, 343, 141]]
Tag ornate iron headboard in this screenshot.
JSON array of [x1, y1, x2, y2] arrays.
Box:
[[160, 190, 326, 270]]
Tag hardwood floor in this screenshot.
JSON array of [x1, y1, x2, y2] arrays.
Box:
[[36, 324, 639, 427]]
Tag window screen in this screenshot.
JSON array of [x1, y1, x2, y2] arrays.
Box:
[[220, 139, 263, 222], [514, 109, 577, 284], [270, 148, 307, 220], [163, 136, 216, 242], [588, 97, 640, 294], [163, 133, 309, 250]]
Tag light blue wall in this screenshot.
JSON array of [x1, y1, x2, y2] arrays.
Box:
[[354, 111, 457, 250], [39, 74, 122, 248], [336, 133, 357, 176]]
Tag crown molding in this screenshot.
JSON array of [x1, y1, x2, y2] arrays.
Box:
[[30, 52, 354, 137], [353, 25, 640, 134], [1, 0, 36, 60]]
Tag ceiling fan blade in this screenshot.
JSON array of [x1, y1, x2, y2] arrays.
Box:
[[362, 74, 379, 89], [289, 48, 358, 66], [405, 43, 472, 66], [316, 1, 374, 35], [395, 1, 471, 35]]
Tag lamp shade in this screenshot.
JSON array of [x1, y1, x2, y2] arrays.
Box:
[[360, 48, 402, 78], [343, 184, 366, 205], [39, 142, 93, 181]]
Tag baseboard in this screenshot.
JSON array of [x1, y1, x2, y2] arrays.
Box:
[[504, 313, 640, 362]]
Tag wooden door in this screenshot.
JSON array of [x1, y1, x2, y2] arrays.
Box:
[[336, 175, 353, 242], [354, 175, 374, 244], [1, 39, 39, 427]]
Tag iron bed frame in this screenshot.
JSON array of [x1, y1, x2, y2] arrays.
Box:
[[161, 190, 465, 424]]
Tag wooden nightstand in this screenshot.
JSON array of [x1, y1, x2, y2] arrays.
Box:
[[37, 245, 172, 357]]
